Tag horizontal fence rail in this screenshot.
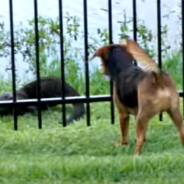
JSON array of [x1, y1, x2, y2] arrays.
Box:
[[0, 91, 184, 107], [0, 95, 112, 106]]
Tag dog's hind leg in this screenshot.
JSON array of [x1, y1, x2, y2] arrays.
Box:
[[134, 110, 151, 155], [167, 107, 184, 147]]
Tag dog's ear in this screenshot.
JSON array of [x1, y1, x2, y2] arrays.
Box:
[[88, 45, 110, 62], [107, 45, 134, 78], [88, 45, 111, 74], [106, 46, 118, 78]]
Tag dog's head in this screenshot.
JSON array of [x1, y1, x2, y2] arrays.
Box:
[[88, 44, 134, 78], [88, 45, 110, 75]]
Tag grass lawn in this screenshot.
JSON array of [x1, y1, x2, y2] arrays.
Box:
[[0, 101, 184, 184]]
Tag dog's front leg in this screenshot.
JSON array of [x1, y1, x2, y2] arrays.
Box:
[[113, 83, 130, 146], [115, 112, 130, 146]]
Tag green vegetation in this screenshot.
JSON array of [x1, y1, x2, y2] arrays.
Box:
[[0, 11, 182, 93], [0, 102, 184, 184], [0, 6, 184, 184]]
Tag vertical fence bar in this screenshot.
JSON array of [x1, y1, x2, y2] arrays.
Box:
[[108, 0, 115, 124], [132, 0, 137, 120], [182, 0, 184, 116], [132, 0, 137, 66], [132, 0, 137, 42], [58, 0, 66, 126], [9, 0, 18, 130], [157, 0, 163, 121], [157, 0, 162, 74], [34, 0, 42, 128], [83, 0, 90, 126]]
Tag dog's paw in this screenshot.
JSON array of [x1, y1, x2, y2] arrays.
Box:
[[114, 140, 128, 147], [134, 150, 141, 156]]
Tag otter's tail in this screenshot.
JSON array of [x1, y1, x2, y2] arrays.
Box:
[[64, 103, 85, 124], [59, 83, 85, 124]]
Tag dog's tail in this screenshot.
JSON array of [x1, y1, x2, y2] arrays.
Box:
[[119, 37, 161, 74], [59, 83, 85, 124]]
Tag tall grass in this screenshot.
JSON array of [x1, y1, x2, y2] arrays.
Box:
[[0, 102, 184, 184]]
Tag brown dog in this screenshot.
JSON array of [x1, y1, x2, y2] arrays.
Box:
[[88, 38, 184, 155]]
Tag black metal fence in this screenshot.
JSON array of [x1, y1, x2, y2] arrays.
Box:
[[0, 0, 184, 130]]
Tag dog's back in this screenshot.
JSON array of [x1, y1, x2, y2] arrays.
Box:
[[108, 45, 178, 115], [106, 45, 147, 112], [115, 66, 146, 109]]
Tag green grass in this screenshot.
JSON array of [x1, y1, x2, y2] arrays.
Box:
[[0, 102, 184, 184]]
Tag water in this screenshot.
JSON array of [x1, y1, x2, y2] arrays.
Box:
[[0, 0, 181, 82]]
